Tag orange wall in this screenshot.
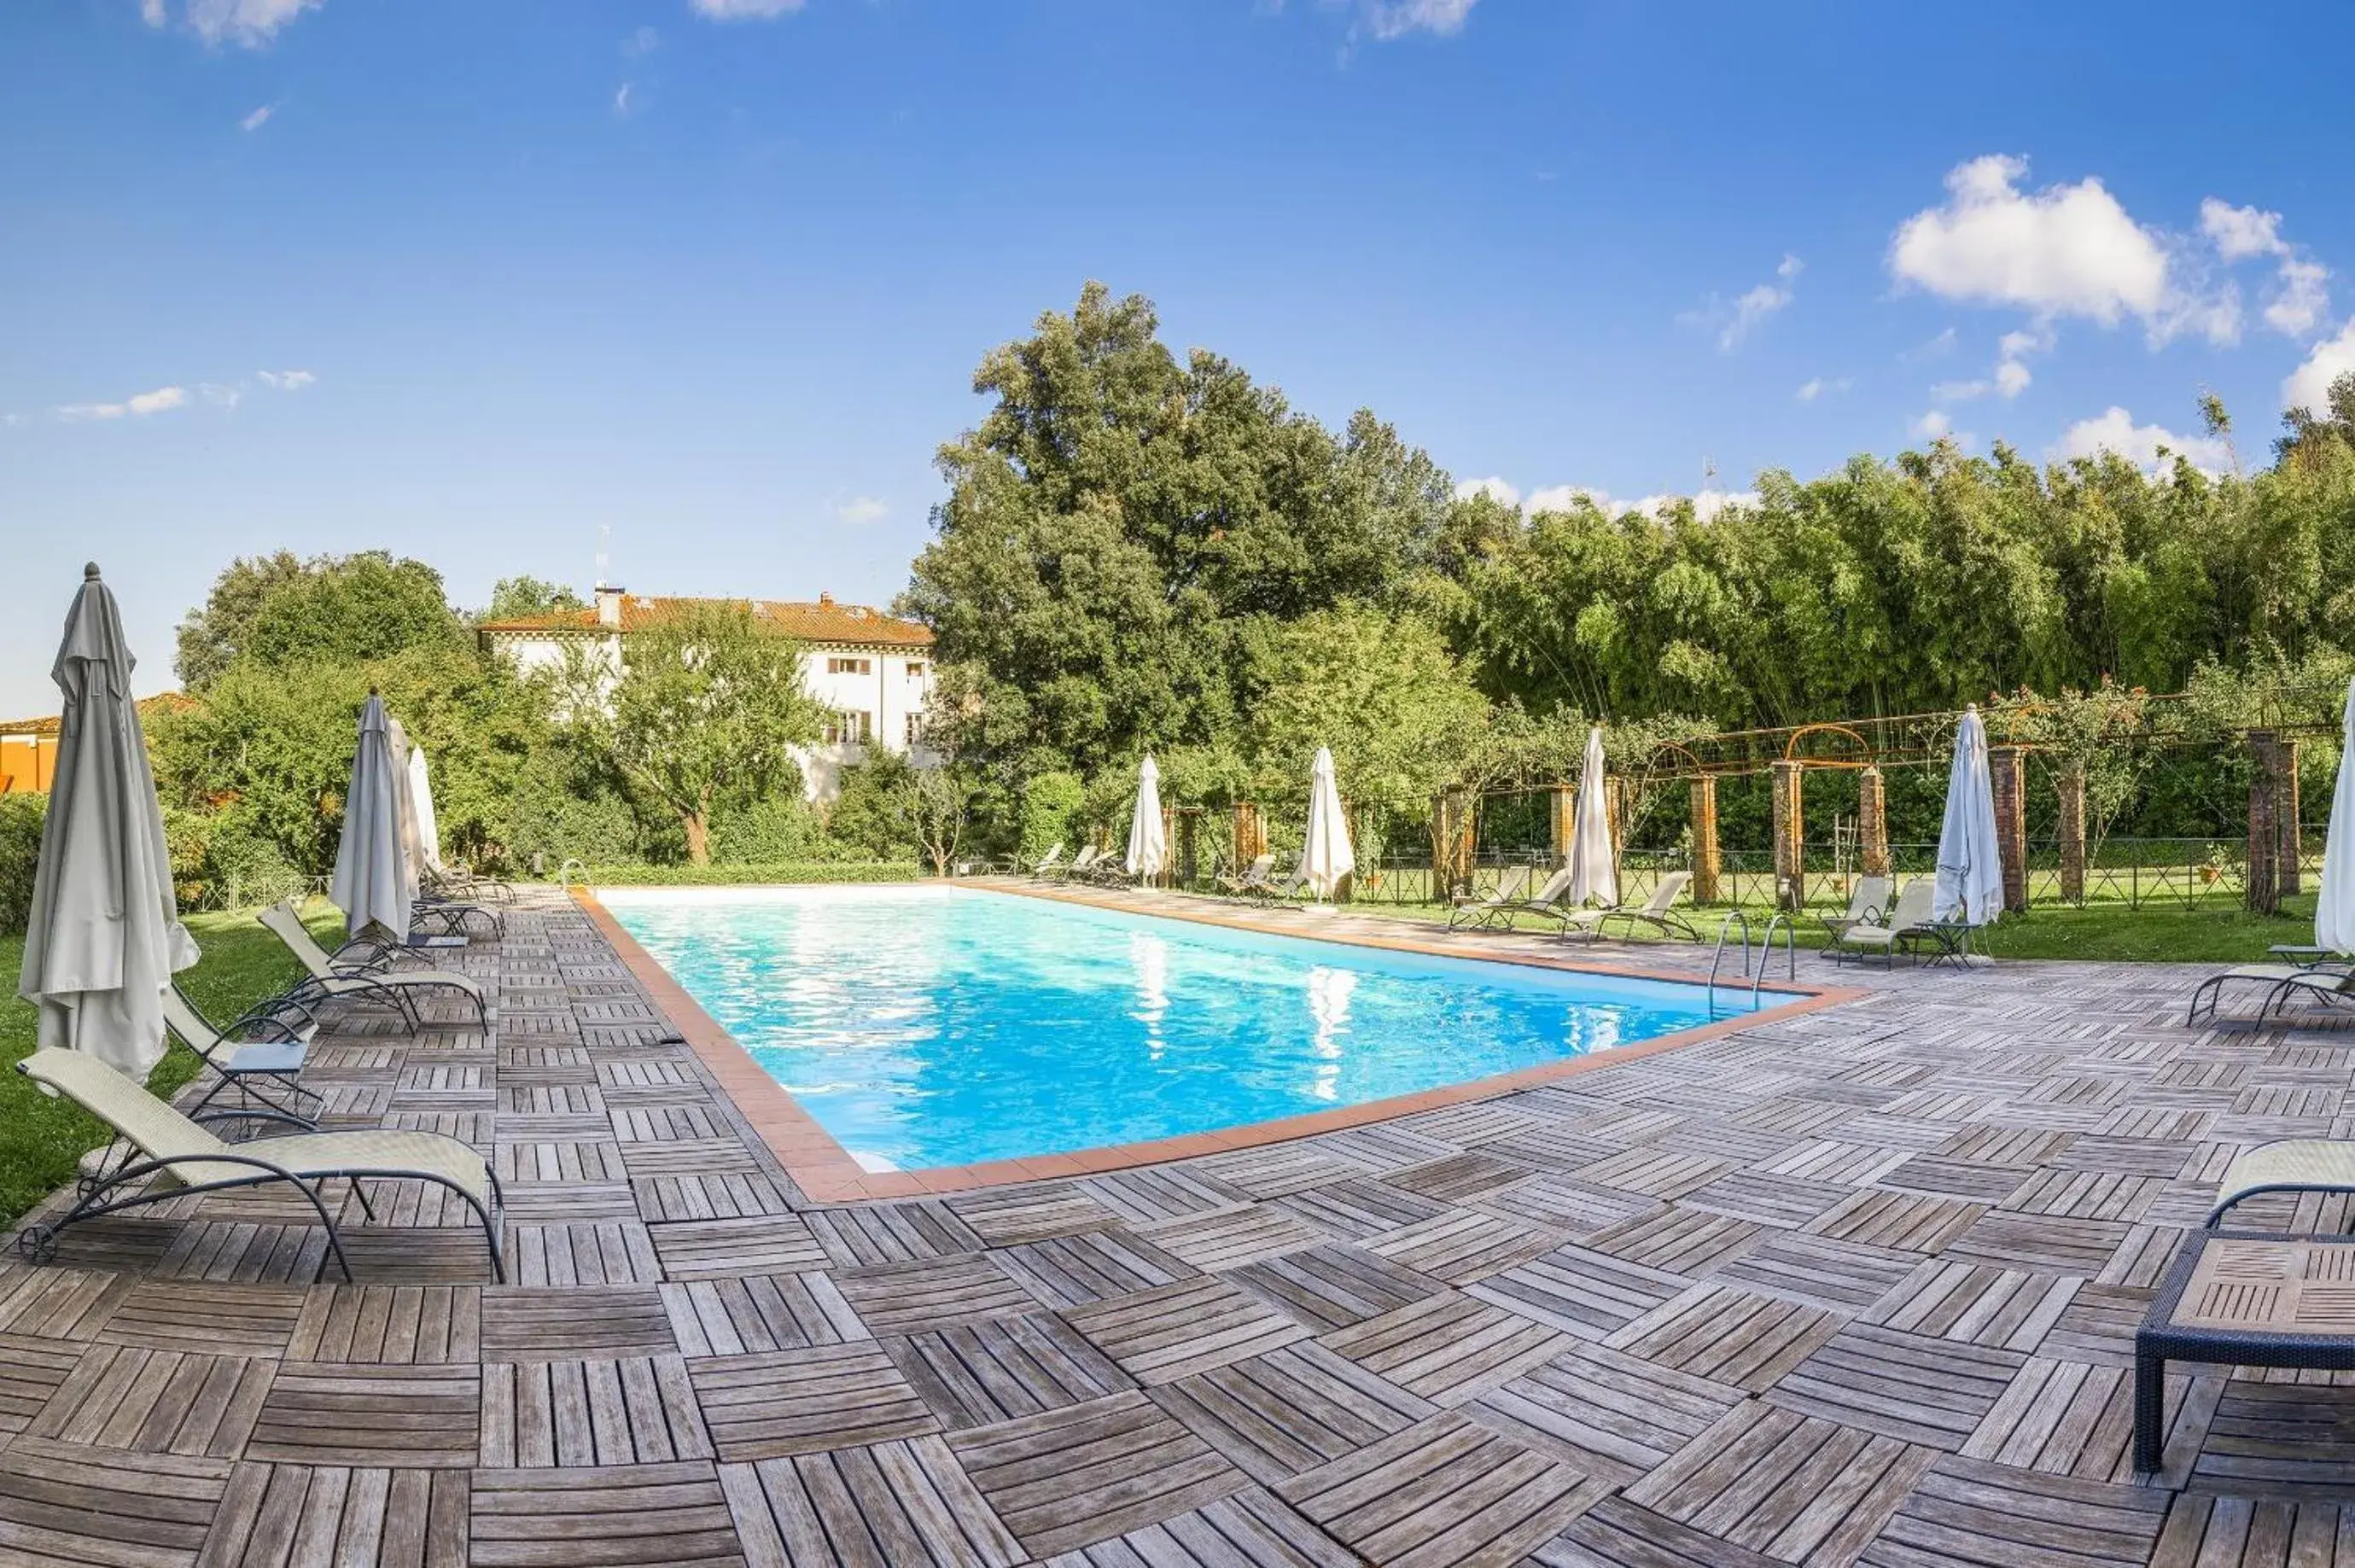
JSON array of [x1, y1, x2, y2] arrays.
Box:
[[0, 733, 55, 794]]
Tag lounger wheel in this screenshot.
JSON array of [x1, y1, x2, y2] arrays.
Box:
[[17, 1226, 57, 1265]]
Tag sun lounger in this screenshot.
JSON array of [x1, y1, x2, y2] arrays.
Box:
[[1448, 866, 1534, 930], [1053, 845, 1105, 883], [2186, 962, 2355, 1026], [1561, 871, 1699, 942], [259, 901, 488, 1029], [1818, 875, 1893, 945], [1513, 866, 1584, 929], [164, 982, 322, 1131], [1249, 866, 1311, 905], [1026, 843, 1067, 879], [1827, 879, 1937, 965], [15, 1046, 503, 1281], [2206, 1139, 2355, 1225], [1217, 853, 1276, 898]]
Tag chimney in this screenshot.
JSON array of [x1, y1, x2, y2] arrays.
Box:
[[817, 591, 834, 608], [595, 583, 626, 628]]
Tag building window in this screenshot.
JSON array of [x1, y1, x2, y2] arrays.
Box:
[[905, 713, 924, 745], [826, 656, 872, 676], [823, 710, 873, 745], [906, 662, 927, 678]]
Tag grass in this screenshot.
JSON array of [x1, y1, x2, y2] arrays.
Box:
[[0, 902, 341, 1229]]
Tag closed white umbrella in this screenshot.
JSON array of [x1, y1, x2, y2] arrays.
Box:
[[1932, 704, 2006, 925], [17, 563, 199, 1079], [2317, 678, 2355, 953], [1124, 755, 1166, 878], [1567, 726, 1618, 908], [1300, 747, 1356, 903], [406, 739, 445, 878], [330, 692, 418, 940]]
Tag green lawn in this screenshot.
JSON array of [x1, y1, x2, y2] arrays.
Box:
[[0, 904, 341, 1229]]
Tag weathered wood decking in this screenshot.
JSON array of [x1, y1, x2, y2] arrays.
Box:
[[3, 885, 2354, 1565]]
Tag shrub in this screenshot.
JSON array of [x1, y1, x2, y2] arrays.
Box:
[[0, 793, 44, 935], [706, 794, 824, 864], [1020, 770, 1086, 860], [577, 860, 927, 886]]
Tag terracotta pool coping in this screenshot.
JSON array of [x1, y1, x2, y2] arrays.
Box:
[[574, 883, 1864, 1204]]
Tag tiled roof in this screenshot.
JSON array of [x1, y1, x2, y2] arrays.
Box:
[[477, 596, 933, 649], [0, 692, 193, 737]]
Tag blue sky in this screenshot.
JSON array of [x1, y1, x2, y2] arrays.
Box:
[[6, 0, 2353, 717]]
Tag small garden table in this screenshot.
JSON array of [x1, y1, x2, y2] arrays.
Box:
[[2135, 1230, 2355, 1472]]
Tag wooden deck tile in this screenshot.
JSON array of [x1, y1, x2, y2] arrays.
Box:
[[648, 1215, 828, 1280], [1229, 1241, 1449, 1333], [993, 1228, 1196, 1307], [0, 1437, 234, 1568], [1034, 1486, 1358, 1567], [834, 1255, 1042, 1336], [481, 1285, 676, 1361], [2151, 1496, 2355, 1568], [1601, 1283, 1842, 1393], [23, 1343, 272, 1457], [1860, 1257, 2081, 1351], [481, 1355, 713, 1466], [881, 1313, 1134, 1431], [248, 1363, 481, 1466], [662, 1274, 869, 1357], [1077, 1167, 1251, 1226], [1274, 1410, 1611, 1568], [1471, 1339, 1743, 1485], [946, 1186, 1119, 1247], [1062, 1274, 1309, 1385], [0, 1333, 84, 1437], [1709, 1232, 1922, 1311], [195, 1463, 468, 1568], [1763, 1322, 2026, 1450], [1682, 1169, 1855, 1229], [1357, 1207, 1559, 1285], [718, 1437, 1024, 1568], [687, 1343, 936, 1460], [96, 1278, 307, 1358], [947, 1389, 1249, 1559], [0, 1263, 137, 1339], [470, 1461, 744, 1566], [1155, 1339, 1435, 1484], [1317, 1291, 1565, 1407], [1857, 1453, 2170, 1566], [1139, 1204, 1327, 1271], [1527, 1495, 1782, 1567], [1583, 1204, 1766, 1274], [805, 1202, 985, 1267], [1468, 1242, 1688, 1339], [1269, 1176, 1448, 1239], [1941, 1210, 2133, 1275], [1962, 1356, 2146, 1481], [1623, 1401, 1934, 1565], [2189, 1379, 2355, 1495], [1804, 1190, 1986, 1255], [288, 1285, 482, 1366]]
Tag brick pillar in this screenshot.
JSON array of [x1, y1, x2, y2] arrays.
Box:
[[1857, 767, 1891, 877], [1988, 745, 2028, 912], [2279, 738, 2304, 896], [2248, 732, 2282, 914], [1432, 790, 1473, 901], [1689, 777, 1721, 904], [2055, 763, 2087, 905], [1233, 801, 1265, 869], [1549, 784, 1576, 868], [1770, 761, 1804, 910], [1178, 811, 1197, 889], [1161, 805, 1176, 889]]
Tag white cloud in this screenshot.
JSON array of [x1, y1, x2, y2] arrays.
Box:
[[198, 382, 242, 407], [2050, 406, 2231, 473], [241, 103, 273, 131], [2201, 198, 2283, 263], [2269, 258, 2329, 337], [256, 369, 315, 390], [1891, 154, 2169, 325], [1910, 410, 1953, 440], [1360, 0, 1477, 39], [836, 496, 889, 524], [1684, 253, 1801, 352], [1522, 484, 1755, 522], [690, 0, 806, 19], [184, 0, 325, 46], [141, 0, 166, 23], [56, 384, 189, 421], [2284, 321, 2355, 417], [1796, 376, 1851, 401], [1452, 476, 1519, 505], [614, 82, 634, 114]]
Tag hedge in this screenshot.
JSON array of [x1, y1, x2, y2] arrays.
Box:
[[571, 861, 929, 887]]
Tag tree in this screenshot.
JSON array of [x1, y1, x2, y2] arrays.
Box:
[[554, 602, 822, 863], [177, 551, 461, 688], [484, 576, 586, 621], [1237, 604, 1488, 806]]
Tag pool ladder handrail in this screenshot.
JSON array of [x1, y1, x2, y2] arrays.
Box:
[[1705, 911, 1752, 1017], [1753, 911, 1798, 1007]]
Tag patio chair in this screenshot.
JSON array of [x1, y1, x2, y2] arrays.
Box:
[[259, 901, 489, 1029], [1447, 865, 1533, 930], [163, 982, 322, 1131], [2206, 1139, 2355, 1225], [1216, 853, 1276, 898], [15, 1047, 503, 1282], [1827, 879, 1936, 965], [2186, 961, 2355, 1027], [1247, 864, 1311, 905], [1026, 843, 1067, 879], [1561, 870, 1699, 942], [1513, 866, 1584, 929], [1054, 845, 1104, 882], [1818, 875, 1893, 946]]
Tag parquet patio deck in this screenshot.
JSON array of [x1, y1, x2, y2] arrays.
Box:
[[6, 883, 2355, 1565]]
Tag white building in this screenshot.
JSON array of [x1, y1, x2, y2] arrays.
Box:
[[478, 585, 936, 801]]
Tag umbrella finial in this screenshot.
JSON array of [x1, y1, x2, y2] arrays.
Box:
[[83, 562, 101, 580]]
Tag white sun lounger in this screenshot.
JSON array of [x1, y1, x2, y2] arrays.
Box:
[[2187, 961, 2355, 1025], [259, 901, 487, 1029], [15, 1046, 503, 1281], [163, 982, 321, 1130], [2206, 1140, 2355, 1225], [1448, 865, 1533, 930], [1560, 871, 1699, 942]]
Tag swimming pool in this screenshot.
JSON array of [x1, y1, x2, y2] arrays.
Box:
[[602, 884, 1768, 1171]]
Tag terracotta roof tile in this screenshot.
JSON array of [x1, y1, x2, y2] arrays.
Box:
[[476, 596, 932, 649]]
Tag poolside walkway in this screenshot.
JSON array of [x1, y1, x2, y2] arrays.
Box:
[[3, 884, 2352, 1565]]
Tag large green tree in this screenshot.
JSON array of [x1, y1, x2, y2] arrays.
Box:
[[177, 551, 462, 688]]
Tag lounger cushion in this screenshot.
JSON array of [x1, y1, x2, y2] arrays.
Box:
[[219, 1041, 306, 1075], [2213, 1140, 2355, 1215]]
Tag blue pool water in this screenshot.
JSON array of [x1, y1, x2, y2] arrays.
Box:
[[603, 885, 1759, 1170]]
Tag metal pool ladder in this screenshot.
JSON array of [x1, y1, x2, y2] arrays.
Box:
[[1706, 910, 1797, 1017]]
